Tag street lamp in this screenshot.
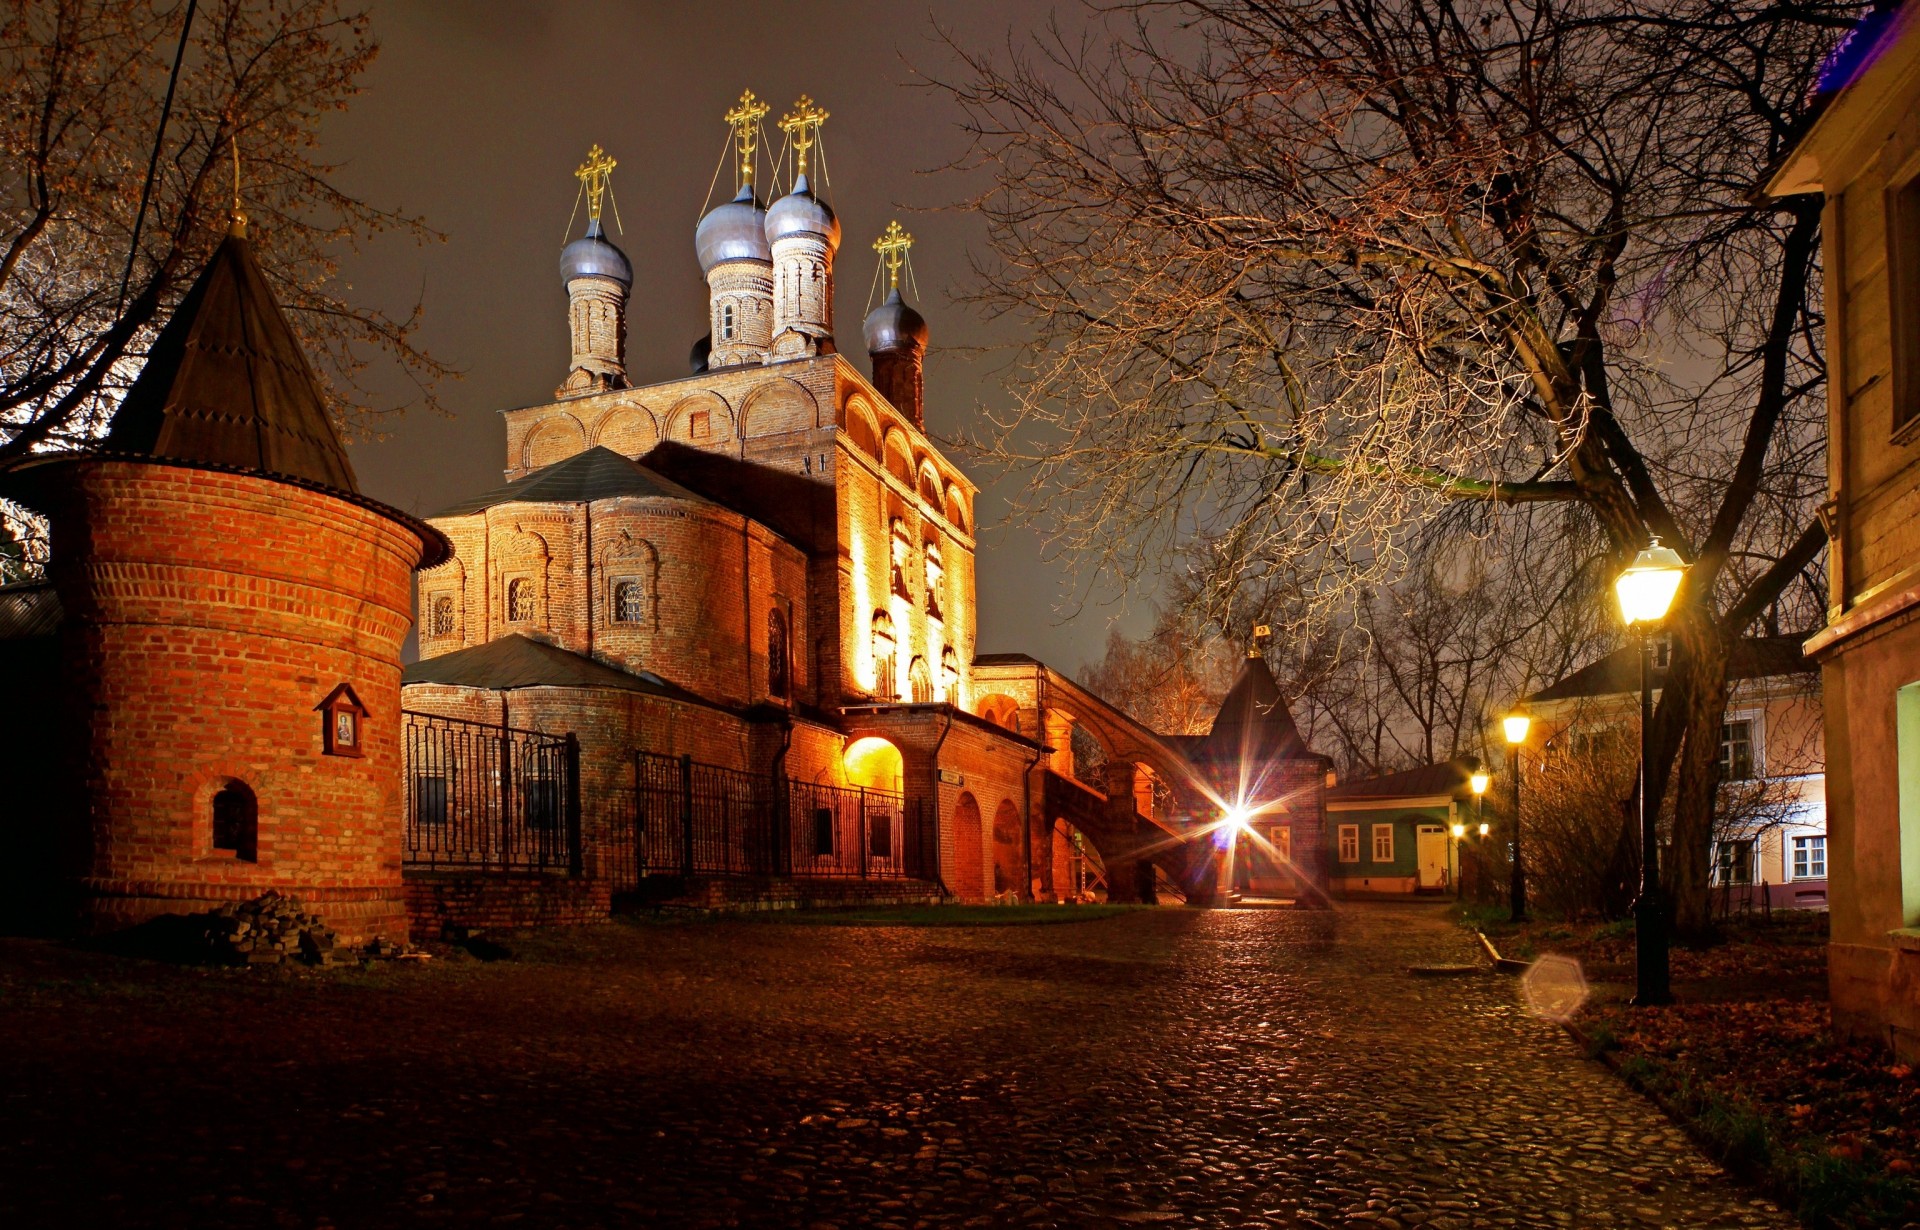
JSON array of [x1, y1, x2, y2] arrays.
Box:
[[1615, 536, 1688, 1006], [1450, 822, 1466, 898], [1469, 770, 1490, 903], [1503, 712, 1532, 922]]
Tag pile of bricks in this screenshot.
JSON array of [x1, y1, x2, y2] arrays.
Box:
[[202, 892, 342, 966]]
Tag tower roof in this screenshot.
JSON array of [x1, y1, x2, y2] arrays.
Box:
[[102, 222, 358, 493], [1197, 655, 1307, 763]]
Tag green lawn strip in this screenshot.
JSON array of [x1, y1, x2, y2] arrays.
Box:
[[1593, 1040, 1920, 1229]]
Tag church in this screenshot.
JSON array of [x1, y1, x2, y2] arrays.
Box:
[[0, 92, 1335, 939]]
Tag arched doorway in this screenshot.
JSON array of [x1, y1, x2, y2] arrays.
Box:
[[844, 736, 905, 875], [951, 792, 984, 901], [843, 736, 903, 792], [991, 799, 1023, 898]]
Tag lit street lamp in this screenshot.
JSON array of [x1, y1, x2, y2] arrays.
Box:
[[1450, 821, 1466, 898], [1614, 536, 1688, 1007], [1503, 712, 1532, 922], [1469, 770, 1490, 902]]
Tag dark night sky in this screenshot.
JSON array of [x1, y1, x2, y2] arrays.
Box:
[[324, 0, 1150, 672]]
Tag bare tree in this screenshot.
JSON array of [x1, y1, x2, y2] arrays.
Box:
[[942, 0, 1851, 936], [0, 0, 450, 485], [1076, 609, 1235, 736]]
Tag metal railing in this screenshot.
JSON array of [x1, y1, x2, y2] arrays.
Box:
[[613, 751, 936, 889], [402, 711, 581, 874]]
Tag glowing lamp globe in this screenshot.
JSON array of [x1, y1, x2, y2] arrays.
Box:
[[1451, 823, 1466, 839], [1479, 822, 1491, 837], [1224, 805, 1252, 833], [1469, 771, 1491, 796], [1614, 538, 1687, 626], [1502, 714, 1532, 745]]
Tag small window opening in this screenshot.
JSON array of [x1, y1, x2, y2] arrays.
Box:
[[768, 608, 791, 701], [613, 578, 645, 624], [213, 781, 258, 862], [507, 577, 535, 623], [690, 410, 711, 439], [430, 594, 455, 639], [414, 775, 449, 828], [721, 303, 735, 340], [812, 808, 835, 857], [868, 811, 894, 859]]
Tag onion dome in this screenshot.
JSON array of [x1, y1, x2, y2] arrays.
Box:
[[695, 183, 771, 272], [864, 288, 927, 354], [559, 217, 632, 288], [765, 174, 841, 250], [689, 333, 712, 374]]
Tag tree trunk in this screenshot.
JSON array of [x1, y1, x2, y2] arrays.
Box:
[[1669, 641, 1731, 941]]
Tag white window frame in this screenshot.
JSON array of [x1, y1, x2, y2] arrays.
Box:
[[1719, 709, 1764, 781], [1713, 838, 1756, 886], [1791, 835, 1827, 881], [1371, 823, 1394, 864], [1337, 824, 1360, 863]]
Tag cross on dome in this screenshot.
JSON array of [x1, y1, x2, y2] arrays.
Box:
[[723, 90, 770, 195], [779, 95, 829, 180], [574, 144, 617, 223], [873, 220, 913, 293]]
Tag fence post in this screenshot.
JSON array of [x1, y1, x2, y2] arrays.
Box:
[[633, 752, 645, 885], [498, 726, 513, 872], [565, 733, 583, 878], [680, 753, 695, 878], [859, 787, 870, 879]]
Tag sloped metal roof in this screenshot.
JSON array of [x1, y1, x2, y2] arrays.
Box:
[[1526, 635, 1813, 704], [403, 633, 716, 707], [103, 222, 358, 493], [432, 447, 715, 518], [1327, 757, 1481, 802], [0, 582, 60, 640]]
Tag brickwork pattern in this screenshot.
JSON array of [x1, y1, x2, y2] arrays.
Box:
[[404, 872, 611, 937], [38, 461, 430, 941]]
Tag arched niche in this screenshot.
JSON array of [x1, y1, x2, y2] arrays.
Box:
[[666, 391, 734, 445], [740, 378, 818, 438], [594, 403, 660, 457], [882, 429, 914, 486], [522, 413, 588, 472], [843, 396, 881, 456]]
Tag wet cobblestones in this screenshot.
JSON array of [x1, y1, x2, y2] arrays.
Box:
[[0, 904, 1792, 1228]]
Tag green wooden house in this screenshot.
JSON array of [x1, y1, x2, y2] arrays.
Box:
[[1323, 758, 1483, 898]]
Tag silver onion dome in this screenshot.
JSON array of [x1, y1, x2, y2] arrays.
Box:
[[765, 174, 841, 250], [559, 218, 633, 288], [695, 184, 771, 272], [863, 288, 927, 354]]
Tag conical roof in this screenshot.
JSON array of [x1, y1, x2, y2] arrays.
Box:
[[103, 222, 357, 493], [1199, 655, 1306, 763]]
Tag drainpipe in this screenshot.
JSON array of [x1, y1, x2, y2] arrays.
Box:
[[930, 703, 956, 896]]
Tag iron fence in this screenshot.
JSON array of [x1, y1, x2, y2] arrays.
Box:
[[402, 711, 581, 873], [613, 751, 936, 889]]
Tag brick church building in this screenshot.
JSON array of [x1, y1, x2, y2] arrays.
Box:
[[1, 95, 1335, 938]]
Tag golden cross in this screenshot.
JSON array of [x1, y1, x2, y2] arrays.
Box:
[[778, 95, 829, 180], [873, 220, 913, 292], [723, 90, 770, 194], [574, 144, 617, 223]]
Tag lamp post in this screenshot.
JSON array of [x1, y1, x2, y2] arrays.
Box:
[[1450, 822, 1466, 898], [1469, 770, 1490, 902], [1614, 536, 1688, 1007], [1503, 713, 1532, 922]]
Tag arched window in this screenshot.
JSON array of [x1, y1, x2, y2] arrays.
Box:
[[889, 519, 911, 598], [506, 577, 535, 623], [909, 657, 933, 704], [924, 541, 944, 620], [612, 578, 645, 624], [768, 608, 790, 701], [430, 594, 455, 638], [941, 646, 958, 688], [212, 781, 258, 862], [872, 612, 897, 701], [721, 302, 736, 340]]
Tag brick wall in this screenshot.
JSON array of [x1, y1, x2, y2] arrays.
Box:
[[405, 871, 611, 937], [36, 461, 430, 941]]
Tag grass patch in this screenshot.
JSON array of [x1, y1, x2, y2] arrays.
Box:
[[780, 904, 1145, 927]]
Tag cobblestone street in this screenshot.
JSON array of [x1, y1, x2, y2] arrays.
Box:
[[0, 904, 1790, 1229]]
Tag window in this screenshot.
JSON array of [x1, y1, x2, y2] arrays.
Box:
[[767, 608, 790, 701], [909, 657, 933, 704], [413, 775, 449, 828], [612, 578, 645, 624], [1719, 719, 1756, 781], [506, 577, 535, 623], [872, 613, 897, 700], [1890, 170, 1920, 434], [1337, 824, 1360, 863], [1714, 839, 1755, 885], [523, 776, 561, 831], [868, 810, 894, 858], [889, 519, 911, 599], [1653, 636, 1672, 670], [812, 808, 835, 857], [1792, 835, 1827, 880], [1272, 826, 1292, 867], [924, 542, 944, 620], [429, 594, 455, 639], [1371, 824, 1394, 863], [690, 409, 711, 439], [212, 781, 258, 862], [721, 303, 735, 340]]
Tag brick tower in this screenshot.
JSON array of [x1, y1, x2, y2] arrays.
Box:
[[4, 219, 447, 940]]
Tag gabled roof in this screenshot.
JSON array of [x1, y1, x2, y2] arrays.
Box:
[[1327, 757, 1480, 802], [103, 222, 357, 493], [1194, 655, 1307, 763], [433, 446, 714, 518], [1526, 634, 1814, 704], [402, 634, 714, 706], [0, 582, 61, 640]]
